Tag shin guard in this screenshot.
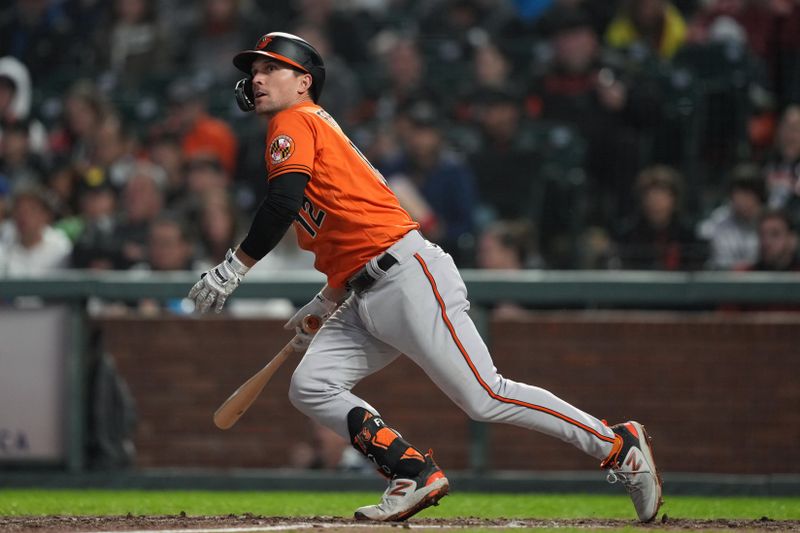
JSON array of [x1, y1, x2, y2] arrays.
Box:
[[347, 407, 426, 478]]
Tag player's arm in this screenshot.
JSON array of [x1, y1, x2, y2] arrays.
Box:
[[236, 171, 310, 264], [188, 172, 309, 313]]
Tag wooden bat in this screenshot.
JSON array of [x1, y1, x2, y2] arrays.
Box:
[[213, 314, 321, 430]]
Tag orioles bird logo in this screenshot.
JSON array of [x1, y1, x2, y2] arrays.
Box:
[[256, 35, 273, 50]]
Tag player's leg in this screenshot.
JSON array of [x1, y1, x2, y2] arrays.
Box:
[[290, 293, 448, 521], [347, 406, 449, 521], [288, 294, 432, 477], [288, 294, 400, 439], [361, 242, 662, 522], [363, 243, 616, 460]]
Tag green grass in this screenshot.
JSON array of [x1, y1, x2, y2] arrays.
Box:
[[0, 490, 798, 521]]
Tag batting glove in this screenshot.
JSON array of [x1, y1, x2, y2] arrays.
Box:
[[188, 249, 250, 314], [284, 292, 338, 350]]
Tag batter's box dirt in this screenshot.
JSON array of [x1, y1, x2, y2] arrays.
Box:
[[1, 515, 798, 532]]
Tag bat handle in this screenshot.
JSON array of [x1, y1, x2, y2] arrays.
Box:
[[301, 314, 322, 334]]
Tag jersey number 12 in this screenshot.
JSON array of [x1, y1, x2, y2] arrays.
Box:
[[297, 196, 326, 237]]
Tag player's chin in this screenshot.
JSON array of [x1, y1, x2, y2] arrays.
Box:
[[254, 99, 272, 115]]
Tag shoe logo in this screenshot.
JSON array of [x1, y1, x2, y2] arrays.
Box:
[[625, 450, 643, 473], [390, 480, 414, 497]]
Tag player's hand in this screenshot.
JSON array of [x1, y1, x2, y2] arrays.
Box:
[[188, 249, 250, 314], [284, 292, 338, 350]]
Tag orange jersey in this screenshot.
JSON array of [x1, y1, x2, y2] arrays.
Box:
[[265, 101, 419, 288]]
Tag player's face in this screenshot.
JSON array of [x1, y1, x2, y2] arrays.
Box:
[[250, 58, 311, 116]]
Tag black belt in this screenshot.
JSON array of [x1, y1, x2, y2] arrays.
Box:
[[346, 253, 398, 293]]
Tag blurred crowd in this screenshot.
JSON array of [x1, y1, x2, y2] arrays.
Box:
[[1, 0, 800, 288]]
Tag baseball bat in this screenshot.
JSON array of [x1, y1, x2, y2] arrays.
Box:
[[213, 314, 321, 430]]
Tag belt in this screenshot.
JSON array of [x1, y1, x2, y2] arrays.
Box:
[[346, 253, 398, 293]]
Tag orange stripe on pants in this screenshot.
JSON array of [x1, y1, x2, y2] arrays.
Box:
[[413, 253, 616, 446]]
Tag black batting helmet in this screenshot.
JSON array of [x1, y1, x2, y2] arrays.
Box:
[[233, 32, 326, 103]]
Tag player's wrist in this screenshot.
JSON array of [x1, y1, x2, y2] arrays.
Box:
[[226, 248, 251, 276], [315, 291, 338, 312]]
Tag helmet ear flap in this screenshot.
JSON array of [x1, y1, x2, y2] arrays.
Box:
[[235, 78, 255, 111]]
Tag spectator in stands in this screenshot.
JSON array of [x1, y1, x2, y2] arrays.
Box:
[[147, 132, 186, 207], [141, 214, 196, 272], [159, 77, 238, 177], [687, 0, 771, 55], [612, 165, 707, 270], [70, 169, 122, 270], [763, 105, 800, 221], [468, 87, 540, 221], [697, 163, 766, 270], [470, 38, 514, 92], [0, 184, 72, 277], [688, 0, 800, 107], [418, 0, 516, 94], [382, 99, 478, 265], [112, 160, 167, 268], [605, 0, 688, 60], [195, 189, 241, 269], [0, 0, 75, 83], [767, 0, 800, 107], [0, 56, 48, 157], [456, 38, 521, 120], [293, 24, 363, 131], [169, 155, 230, 228], [527, 6, 660, 226], [95, 0, 170, 89], [178, 0, 254, 87], [185, 155, 228, 196], [92, 114, 138, 190], [0, 120, 47, 187], [476, 219, 542, 318], [368, 33, 427, 126], [746, 208, 800, 271], [132, 214, 199, 315], [46, 164, 83, 230], [49, 80, 111, 170], [288, 0, 372, 66], [477, 218, 542, 270]]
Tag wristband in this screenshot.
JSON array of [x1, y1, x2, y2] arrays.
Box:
[[316, 291, 338, 311], [226, 249, 251, 276]]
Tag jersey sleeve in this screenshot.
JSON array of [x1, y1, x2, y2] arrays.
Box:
[[265, 111, 315, 180]]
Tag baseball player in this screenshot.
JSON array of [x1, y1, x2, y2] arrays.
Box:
[[188, 32, 663, 522]]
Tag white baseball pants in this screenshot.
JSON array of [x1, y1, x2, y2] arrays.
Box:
[[289, 230, 616, 461]]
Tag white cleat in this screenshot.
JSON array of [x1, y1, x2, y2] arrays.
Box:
[[601, 421, 664, 523], [354, 451, 449, 522]]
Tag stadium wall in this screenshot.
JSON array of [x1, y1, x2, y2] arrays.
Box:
[[98, 312, 800, 475]]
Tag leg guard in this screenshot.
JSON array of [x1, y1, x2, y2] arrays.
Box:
[[347, 407, 426, 478]]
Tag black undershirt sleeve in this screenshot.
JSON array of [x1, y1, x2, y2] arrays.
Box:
[[239, 172, 309, 261]]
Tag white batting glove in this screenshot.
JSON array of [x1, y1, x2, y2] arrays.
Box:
[[284, 292, 338, 350], [188, 249, 250, 314]]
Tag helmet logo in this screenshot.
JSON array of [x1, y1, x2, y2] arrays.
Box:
[[256, 35, 273, 50], [269, 134, 295, 164]]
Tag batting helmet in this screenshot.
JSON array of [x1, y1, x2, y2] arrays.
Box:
[[233, 32, 326, 104]]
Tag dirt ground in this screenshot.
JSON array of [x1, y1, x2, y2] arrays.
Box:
[[1, 515, 799, 532]]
